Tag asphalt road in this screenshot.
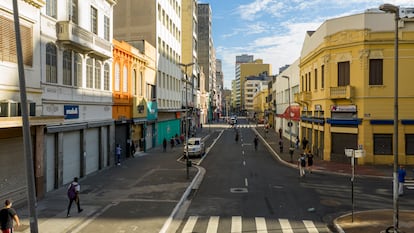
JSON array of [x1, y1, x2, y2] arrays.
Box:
[[173, 122, 414, 233]]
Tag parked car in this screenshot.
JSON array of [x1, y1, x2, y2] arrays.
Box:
[[183, 137, 205, 158], [230, 116, 237, 125]]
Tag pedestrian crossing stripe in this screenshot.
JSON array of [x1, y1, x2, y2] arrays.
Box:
[[179, 215, 329, 233]]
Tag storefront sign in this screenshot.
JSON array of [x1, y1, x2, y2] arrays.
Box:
[[331, 105, 357, 112], [64, 105, 79, 119]]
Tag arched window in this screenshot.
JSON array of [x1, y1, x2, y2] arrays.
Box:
[[46, 43, 57, 83], [74, 53, 82, 87], [63, 50, 72, 85], [94, 60, 101, 89], [138, 71, 143, 96], [86, 58, 93, 88], [132, 69, 137, 95], [104, 63, 110, 91], [122, 65, 128, 92], [114, 63, 120, 91]]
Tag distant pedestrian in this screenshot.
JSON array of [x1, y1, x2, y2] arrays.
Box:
[[298, 154, 306, 177], [254, 135, 259, 151], [279, 128, 283, 138], [163, 138, 167, 152], [0, 199, 20, 233], [306, 151, 314, 173], [295, 136, 300, 149], [279, 139, 283, 153], [170, 137, 175, 149], [235, 131, 239, 143], [302, 137, 309, 150], [398, 165, 406, 196], [130, 140, 136, 157], [115, 144, 122, 165], [66, 177, 83, 217]]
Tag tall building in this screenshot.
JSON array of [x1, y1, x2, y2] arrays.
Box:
[[114, 0, 183, 145], [298, 10, 414, 165], [216, 59, 223, 117], [235, 56, 271, 114], [197, 3, 216, 121], [234, 54, 254, 112], [181, 0, 200, 128]]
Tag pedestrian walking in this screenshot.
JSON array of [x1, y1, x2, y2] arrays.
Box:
[[298, 154, 306, 177], [302, 137, 309, 150], [279, 139, 283, 153], [115, 144, 122, 165], [162, 138, 167, 152], [254, 135, 259, 151], [279, 128, 283, 138], [398, 165, 406, 196], [66, 177, 83, 217], [0, 199, 20, 233], [306, 151, 314, 173], [235, 131, 239, 143], [170, 137, 175, 149], [295, 136, 300, 149]]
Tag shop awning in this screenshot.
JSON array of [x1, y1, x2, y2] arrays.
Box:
[[278, 105, 300, 121]]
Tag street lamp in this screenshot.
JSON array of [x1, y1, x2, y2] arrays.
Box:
[[281, 75, 293, 148], [379, 3, 399, 231], [179, 62, 194, 179]]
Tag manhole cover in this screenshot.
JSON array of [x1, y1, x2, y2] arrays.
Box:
[[230, 188, 248, 193]]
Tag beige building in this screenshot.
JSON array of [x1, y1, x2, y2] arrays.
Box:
[[298, 10, 414, 165]]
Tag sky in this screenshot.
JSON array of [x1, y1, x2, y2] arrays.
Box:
[[198, 0, 413, 89]]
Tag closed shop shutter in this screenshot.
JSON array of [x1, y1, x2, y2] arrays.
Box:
[[46, 134, 56, 192], [62, 131, 81, 184], [85, 128, 99, 175], [331, 133, 357, 163]]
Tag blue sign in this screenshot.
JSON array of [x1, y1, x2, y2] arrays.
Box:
[[64, 105, 79, 119]]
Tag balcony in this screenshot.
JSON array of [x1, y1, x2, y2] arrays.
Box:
[[329, 85, 353, 99], [56, 21, 112, 59], [294, 92, 312, 103]]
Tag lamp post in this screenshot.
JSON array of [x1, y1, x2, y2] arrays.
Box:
[[179, 62, 194, 179], [379, 3, 399, 231], [281, 75, 293, 148]]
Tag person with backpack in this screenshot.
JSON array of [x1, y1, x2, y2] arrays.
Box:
[[298, 154, 306, 177], [253, 135, 259, 151], [66, 177, 83, 217]]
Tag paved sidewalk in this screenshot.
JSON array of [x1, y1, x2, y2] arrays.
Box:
[[15, 127, 210, 233], [254, 125, 414, 233]]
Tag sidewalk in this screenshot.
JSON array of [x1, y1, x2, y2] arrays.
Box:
[[15, 127, 210, 233], [254, 125, 414, 233]]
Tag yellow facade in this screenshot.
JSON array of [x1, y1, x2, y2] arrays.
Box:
[[253, 89, 268, 123], [298, 12, 414, 165]]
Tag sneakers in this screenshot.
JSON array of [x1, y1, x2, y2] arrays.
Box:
[[78, 209, 83, 213], [66, 214, 70, 217]]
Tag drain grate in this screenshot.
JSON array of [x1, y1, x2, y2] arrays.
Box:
[[230, 187, 248, 193]]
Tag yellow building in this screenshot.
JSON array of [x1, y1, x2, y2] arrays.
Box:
[[298, 11, 414, 165], [253, 86, 268, 124]]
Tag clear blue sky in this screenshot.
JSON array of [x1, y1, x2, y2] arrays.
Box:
[[198, 0, 412, 89]]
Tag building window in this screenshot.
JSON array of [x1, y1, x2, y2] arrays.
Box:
[[147, 84, 156, 101], [406, 134, 414, 155], [46, 43, 57, 83], [46, 0, 57, 18], [373, 134, 392, 155], [321, 65, 325, 89], [86, 58, 93, 88], [338, 61, 350, 86], [104, 63, 110, 90], [114, 63, 120, 91], [369, 59, 383, 85], [74, 53, 82, 87], [94, 60, 101, 89], [91, 6, 98, 34], [314, 68, 318, 90], [123, 65, 128, 92], [70, 0, 78, 24], [104, 15, 110, 41], [63, 50, 72, 85]]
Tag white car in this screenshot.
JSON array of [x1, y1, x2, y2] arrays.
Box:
[[183, 137, 205, 158]]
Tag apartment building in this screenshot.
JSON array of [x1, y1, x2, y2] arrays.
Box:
[[298, 11, 414, 165], [114, 0, 183, 144]]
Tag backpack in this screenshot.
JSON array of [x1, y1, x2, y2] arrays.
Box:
[[300, 157, 306, 167], [67, 183, 77, 199]]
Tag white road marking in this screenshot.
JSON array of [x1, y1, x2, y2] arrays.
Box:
[[206, 216, 219, 233], [245, 178, 249, 187], [182, 216, 198, 233], [279, 218, 293, 233], [255, 217, 268, 233], [231, 216, 242, 233], [243, 160, 246, 166], [303, 220, 319, 233]]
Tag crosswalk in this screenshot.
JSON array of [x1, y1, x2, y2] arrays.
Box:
[[178, 215, 331, 233]]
